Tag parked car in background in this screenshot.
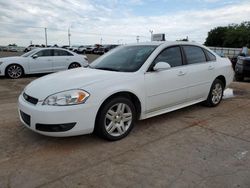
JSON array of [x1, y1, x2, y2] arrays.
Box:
[[61, 45, 70, 49], [86, 46, 98, 54], [67, 45, 80, 53], [24, 44, 41, 52], [77, 45, 90, 54], [235, 56, 250, 81], [95, 45, 119, 55], [18, 42, 234, 141], [0, 48, 88, 79]]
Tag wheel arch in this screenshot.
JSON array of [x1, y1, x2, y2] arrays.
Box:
[[215, 75, 226, 88], [68, 62, 81, 69], [95, 91, 142, 126], [5, 63, 25, 76]]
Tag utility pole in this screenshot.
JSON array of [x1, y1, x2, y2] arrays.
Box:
[[149, 30, 153, 41], [44, 27, 48, 47], [136, 36, 140, 43], [100, 37, 103, 44], [68, 27, 71, 46]]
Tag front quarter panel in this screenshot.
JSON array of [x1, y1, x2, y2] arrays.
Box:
[[82, 72, 146, 119], [0, 58, 29, 76]]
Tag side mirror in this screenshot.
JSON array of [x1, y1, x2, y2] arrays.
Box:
[[32, 54, 38, 59], [153, 62, 171, 71]]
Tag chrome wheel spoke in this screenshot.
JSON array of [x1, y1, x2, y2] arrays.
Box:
[[107, 122, 116, 133], [123, 113, 132, 122], [117, 125, 123, 134]]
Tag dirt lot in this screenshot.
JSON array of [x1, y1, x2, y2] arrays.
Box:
[[1, 74, 250, 188]]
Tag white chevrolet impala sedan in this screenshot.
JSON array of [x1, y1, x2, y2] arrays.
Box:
[[0, 48, 88, 79], [18, 42, 234, 140]]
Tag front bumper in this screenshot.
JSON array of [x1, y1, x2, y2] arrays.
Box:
[[18, 94, 99, 137]]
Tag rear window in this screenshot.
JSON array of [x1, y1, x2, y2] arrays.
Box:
[[183, 46, 206, 64]]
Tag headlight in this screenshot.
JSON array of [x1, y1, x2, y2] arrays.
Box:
[[43, 89, 90, 106]]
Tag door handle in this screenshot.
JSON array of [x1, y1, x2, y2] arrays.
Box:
[[48, 59, 53, 61], [178, 71, 186, 76], [208, 65, 215, 70]]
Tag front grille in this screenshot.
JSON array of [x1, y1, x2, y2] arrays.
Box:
[[20, 111, 31, 126], [23, 93, 38, 105]]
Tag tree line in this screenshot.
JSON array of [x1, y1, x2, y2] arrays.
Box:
[[204, 21, 250, 48]]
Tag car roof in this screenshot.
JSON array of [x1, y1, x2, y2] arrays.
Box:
[[125, 41, 202, 47]]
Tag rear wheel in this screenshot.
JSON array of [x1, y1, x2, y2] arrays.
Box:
[[6, 64, 23, 79], [204, 79, 224, 107], [95, 97, 136, 141], [68, 63, 81, 69]]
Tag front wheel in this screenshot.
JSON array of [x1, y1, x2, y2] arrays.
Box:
[[204, 79, 224, 107], [95, 97, 136, 141], [6, 64, 23, 79]]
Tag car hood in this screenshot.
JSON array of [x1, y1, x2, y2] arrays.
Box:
[[0, 56, 25, 63], [24, 68, 122, 100]]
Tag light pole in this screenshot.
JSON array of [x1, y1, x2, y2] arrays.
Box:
[[68, 27, 71, 46], [149, 30, 153, 41], [44, 27, 48, 47], [136, 36, 139, 43]]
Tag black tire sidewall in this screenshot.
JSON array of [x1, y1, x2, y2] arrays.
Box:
[[95, 97, 136, 141]]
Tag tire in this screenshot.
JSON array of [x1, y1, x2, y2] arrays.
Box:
[[204, 79, 224, 107], [6, 64, 24, 79], [95, 97, 136, 141], [235, 75, 244, 82], [68, 63, 81, 69]]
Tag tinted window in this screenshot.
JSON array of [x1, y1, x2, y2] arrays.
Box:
[[183, 46, 206, 64], [54, 49, 73, 56], [205, 50, 216, 61], [35, 49, 53, 57], [153, 46, 182, 67], [91, 45, 157, 72]]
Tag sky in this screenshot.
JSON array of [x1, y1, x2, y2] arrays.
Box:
[[0, 0, 250, 46]]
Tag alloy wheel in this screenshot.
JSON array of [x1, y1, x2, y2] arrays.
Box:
[[7, 65, 23, 78], [104, 103, 133, 137], [211, 83, 223, 104]]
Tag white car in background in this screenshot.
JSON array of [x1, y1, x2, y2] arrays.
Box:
[[18, 42, 234, 141], [0, 48, 89, 78]]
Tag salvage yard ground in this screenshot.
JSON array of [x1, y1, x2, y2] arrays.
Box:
[[0, 53, 250, 187]]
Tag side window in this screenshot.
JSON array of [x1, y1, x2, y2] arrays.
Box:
[[54, 50, 73, 56], [153, 46, 183, 68], [35, 49, 52, 57], [183, 46, 206, 64], [205, 50, 216, 61]]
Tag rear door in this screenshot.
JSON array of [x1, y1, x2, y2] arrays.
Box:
[[53, 49, 74, 71], [182, 45, 216, 101], [28, 49, 53, 73]]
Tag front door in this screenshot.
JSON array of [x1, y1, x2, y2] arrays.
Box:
[[144, 46, 189, 114], [29, 49, 53, 73]]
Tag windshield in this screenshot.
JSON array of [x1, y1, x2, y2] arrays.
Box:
[[21, 49, 40, 57], [90, 45, 157, 72]]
